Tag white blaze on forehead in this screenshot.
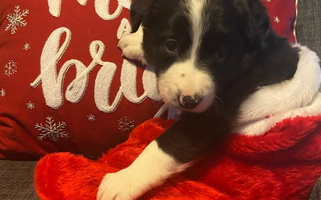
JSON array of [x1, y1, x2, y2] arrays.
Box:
[[187, 0, 208, 62]]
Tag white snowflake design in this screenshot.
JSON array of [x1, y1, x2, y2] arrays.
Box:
[[0, 89, 6, 97], [118, 116, 135, 132], [4, 60, 17, 77], [87, 114, 96, 122], [23, 43, 31, 51], [26, 101, 35, 109], [35, 116, 69, 142], [5, 5, 29, 34], [274, 16, 281, 24]]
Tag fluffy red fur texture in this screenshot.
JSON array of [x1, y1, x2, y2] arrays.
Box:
[[35, 116, 321, 200]]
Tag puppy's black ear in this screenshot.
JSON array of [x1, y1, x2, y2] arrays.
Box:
[[238, 0, 271, 50], [130, 0, 153, 32]]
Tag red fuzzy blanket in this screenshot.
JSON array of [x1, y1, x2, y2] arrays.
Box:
[[35, 116, 321, 200]]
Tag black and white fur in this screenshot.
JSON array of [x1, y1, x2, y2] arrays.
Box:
[[97, 0, 300, 199]]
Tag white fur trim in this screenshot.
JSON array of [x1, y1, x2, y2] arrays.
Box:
[[97, 141, 189, 200], [234, 45, 321, 135]]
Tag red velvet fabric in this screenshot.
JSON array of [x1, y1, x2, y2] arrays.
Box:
[[35, 116, 321, 200]]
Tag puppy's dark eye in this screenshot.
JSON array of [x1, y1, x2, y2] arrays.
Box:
[[164, 39, 178, 53], [215, 48, 228, 59]]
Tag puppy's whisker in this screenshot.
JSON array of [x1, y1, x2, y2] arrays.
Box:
[[213, 96, 224, 112]]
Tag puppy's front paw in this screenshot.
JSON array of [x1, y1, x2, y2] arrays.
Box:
[[118, 26, 147, 65], [97, 170, 144, 200]]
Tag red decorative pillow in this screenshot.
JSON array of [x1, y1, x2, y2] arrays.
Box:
[[0, 0, 298, 160], [0, 0, 162, 160], [264, 0, 297, 43]]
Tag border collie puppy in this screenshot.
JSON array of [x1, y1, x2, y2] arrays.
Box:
[[97, 0, 300, 199]]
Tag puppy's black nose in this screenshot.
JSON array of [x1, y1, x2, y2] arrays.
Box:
[[179, 94, 203, 109]]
